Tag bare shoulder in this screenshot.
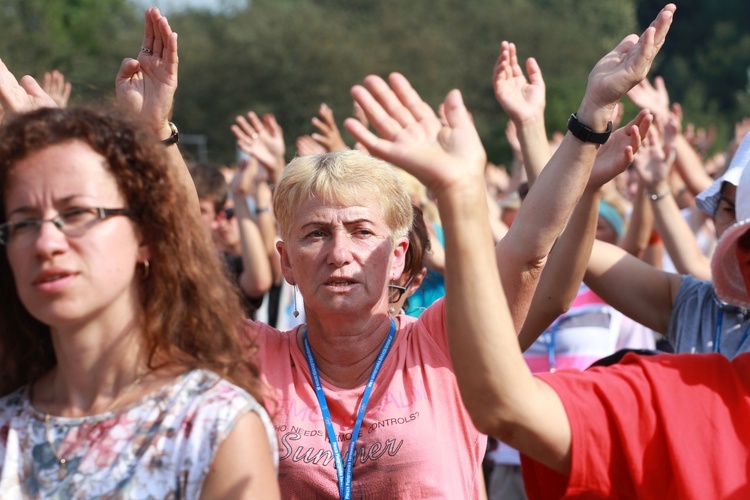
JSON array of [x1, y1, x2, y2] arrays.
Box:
[[200, 411, 280, 499]]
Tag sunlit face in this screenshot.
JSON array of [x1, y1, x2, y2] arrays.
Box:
[[277, 196, 408, 319], [715, 184, 737, 239], [4, 140, 145, 330]]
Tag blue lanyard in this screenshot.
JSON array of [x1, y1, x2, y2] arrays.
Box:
[[545, 318, 562, 373], [713, 309, 750, 354], [303, 319, 396, 500]]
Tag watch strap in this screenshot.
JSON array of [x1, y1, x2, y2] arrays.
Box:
[[161, 121, 179, 146], [566, 113, 612, 145]]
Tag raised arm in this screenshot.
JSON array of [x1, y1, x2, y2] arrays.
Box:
[[493, 41, 551, 184], [228, 156, 274, 298], [519, 110, 652, 349], [231, 112, 286, 184], [115, 7, 197, 211], [635, 123, 711, 280], [495, 12, 674, 334]]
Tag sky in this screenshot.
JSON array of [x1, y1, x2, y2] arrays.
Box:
[[131, 0, 248, 15]]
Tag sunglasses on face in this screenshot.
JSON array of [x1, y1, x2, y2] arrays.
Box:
[[222, 207, 235, 220]]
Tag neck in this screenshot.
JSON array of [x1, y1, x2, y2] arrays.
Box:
[[300, 313, 395, 389], [36, 317, 148, 417]]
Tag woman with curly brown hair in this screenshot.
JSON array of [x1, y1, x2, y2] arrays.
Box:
[[0, 105, 279, 498]]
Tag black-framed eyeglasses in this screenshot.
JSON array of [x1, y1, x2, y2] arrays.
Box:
[[388, 272, 418, 303], [0, 207, 130, 246]]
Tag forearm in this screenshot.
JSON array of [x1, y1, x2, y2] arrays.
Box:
[[519, 188, 601, 350], [673, 134, 712, 196], [649, 183, 711, 280], [440, 174, 571, 473], [620, 185, 653, 258], [585, 239, 680, 333], [235, 200, 273, 297], [515, 117, 551, 186], [499, 103, 607, 331]]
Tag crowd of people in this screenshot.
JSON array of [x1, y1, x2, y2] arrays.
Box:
[[2, 3, 750, 499]]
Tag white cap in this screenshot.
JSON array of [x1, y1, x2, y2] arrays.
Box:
[[696, 132, 750, 216]]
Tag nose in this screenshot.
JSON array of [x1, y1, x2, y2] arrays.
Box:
[[327, 231, 354, 267], [34, 219, 69, 256]]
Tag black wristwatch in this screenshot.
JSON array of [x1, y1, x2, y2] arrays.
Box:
[[161, 121, 179, 146], [566, 113, 612, 145]]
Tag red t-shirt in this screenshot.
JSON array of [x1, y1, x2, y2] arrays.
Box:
[[249, 299, 486, 499], [521, 352, 750, 498]]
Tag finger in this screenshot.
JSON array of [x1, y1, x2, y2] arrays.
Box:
[[388, 72, 435, 123], [362, 74, 416, 130], [344, 116, 390, 157], [42, 72, 52, 92], [649, 4, 676, 51], [151, 9, 166, 56], [441, 89, 474, 131], [263, 114, 281, 136], [350, 82, 402, 139], [142, 7, 156, 51], [19, 76, 56, 108], [635, 110, 654, 139], [116, 58, 140, 84], [525, 57, 544, 87], [311, 116, 331, 134], [232, 119, 255, 142], [509, 43, 523, 78], [246, 111, 265, 134], [236, 115, 257, 138]]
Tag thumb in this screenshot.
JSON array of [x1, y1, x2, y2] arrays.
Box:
[[116, 58, 140, 83]]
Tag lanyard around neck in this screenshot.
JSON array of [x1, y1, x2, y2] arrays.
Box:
[[713, 309, 750, 354], [302, 318, 397, 500]]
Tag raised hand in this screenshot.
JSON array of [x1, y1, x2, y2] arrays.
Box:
[[0, 60, 57, 118], [590, 109, 653, 189], [116, 7, 178, 139], [580, 4, 675, 120], [627, 76, 670, 123], [230, 156, 260, 199], [231, 112, 285, 183], [344, 73, 486, 196], [311, 103, 348, 152], [296, 134, 327, 156], [632, 124, 671, 189], [42, 70, 72, 108], [492, 41, 546, 125]]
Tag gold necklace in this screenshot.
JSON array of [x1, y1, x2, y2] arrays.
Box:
[[44, 375, 143, 480]]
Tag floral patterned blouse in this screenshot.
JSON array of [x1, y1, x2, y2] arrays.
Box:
[[0, 369, 277, 499]]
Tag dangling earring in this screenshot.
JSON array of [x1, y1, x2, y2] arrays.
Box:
[[139, 260, 150, 279], [389, 305, 396, 315], [293, 284, 300, 318]]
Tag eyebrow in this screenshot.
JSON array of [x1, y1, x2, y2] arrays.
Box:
[[7, 195, 86, 218]]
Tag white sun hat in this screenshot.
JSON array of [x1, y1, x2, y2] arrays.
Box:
[[696, 132, 750, 216], [711, 161, 750, 308]]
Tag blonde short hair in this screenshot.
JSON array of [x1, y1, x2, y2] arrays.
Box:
[[274, 150, 413, 242]]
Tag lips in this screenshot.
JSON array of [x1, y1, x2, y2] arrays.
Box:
[[33, 268, 76, 286]]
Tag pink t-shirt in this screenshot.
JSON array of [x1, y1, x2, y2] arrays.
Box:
[[250, 299, 486, 499], [521, 352, 750, 498]]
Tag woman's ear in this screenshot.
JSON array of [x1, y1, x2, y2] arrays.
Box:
[[277, 240, 296, 285], [390, 236, 410, 280]]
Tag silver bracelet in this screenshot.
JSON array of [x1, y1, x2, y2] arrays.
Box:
[[647, 187, 671, 201]]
